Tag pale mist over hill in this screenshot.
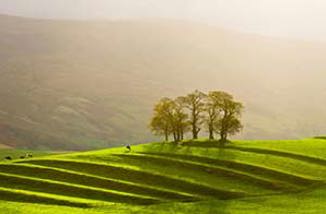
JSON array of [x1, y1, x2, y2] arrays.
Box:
[[0, 14, 326, 150]]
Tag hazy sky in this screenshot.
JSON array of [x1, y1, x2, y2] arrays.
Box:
[[1, 0, 326, 41]]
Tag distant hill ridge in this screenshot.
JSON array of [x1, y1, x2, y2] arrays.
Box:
[[0, 14, 326, 150]]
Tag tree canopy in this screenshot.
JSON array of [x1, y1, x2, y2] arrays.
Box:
[[149, 90, 244, 144]]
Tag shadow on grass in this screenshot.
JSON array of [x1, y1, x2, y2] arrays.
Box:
[[135, 139, 240, 212], [0, 189, 90, 208]]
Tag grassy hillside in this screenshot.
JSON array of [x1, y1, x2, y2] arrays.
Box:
[[0, 149, 53, 161], [1, 15, 326, 150], [0, 138, 325, 213]]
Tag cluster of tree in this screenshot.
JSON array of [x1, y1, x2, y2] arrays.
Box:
[[150, 90, 243, 144]]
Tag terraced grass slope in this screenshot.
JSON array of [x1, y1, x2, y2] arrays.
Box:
[[0, 138, 325, 213]]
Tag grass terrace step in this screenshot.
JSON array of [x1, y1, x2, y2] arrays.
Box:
[[114, 153, 299, 192], [180, 141, 326, 166], [0, 163, 196, 202], [69, 154, 276, 195], [139, 152, 322, 186], [21, 159, 246, 200], [0, 187, 91, 208], [226, 146, 326, 166], [136, 142, 326, 180], [0, 172, 160, 205]]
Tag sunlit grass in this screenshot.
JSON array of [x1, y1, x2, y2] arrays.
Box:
[[0, 138, 325, 213]]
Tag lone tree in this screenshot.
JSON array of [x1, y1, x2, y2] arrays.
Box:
[[180, 90, 206, 139], [150, 97, 189, 142], [149, 98, 174, 142], [214, 92, 243, 144], [204, 91, 223, 140], [172, 97, 189, 142]]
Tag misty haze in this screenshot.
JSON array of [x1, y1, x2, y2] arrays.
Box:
[[0, 1, 325, 214]]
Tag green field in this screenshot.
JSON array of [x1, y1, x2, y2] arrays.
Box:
[[0, 149, 53, 161], [0, 138, 325, 213]]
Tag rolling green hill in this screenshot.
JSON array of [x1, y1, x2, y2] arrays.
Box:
[[1, 15, 326, 150], [0, 138, 325, 213]]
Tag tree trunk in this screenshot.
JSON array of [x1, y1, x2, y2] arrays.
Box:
[[209, 130, 214, 140], [208, 123, 214, 140], [219, 132, 227, 146], [192, 123, 198, 139], [192, 108, 198, 139], [164, 131, 169, 142]]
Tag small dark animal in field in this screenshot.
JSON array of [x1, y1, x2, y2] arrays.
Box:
[[126, 144, 131, 152], [4, 156, 12, 160], [19, 154, 33, 159]]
